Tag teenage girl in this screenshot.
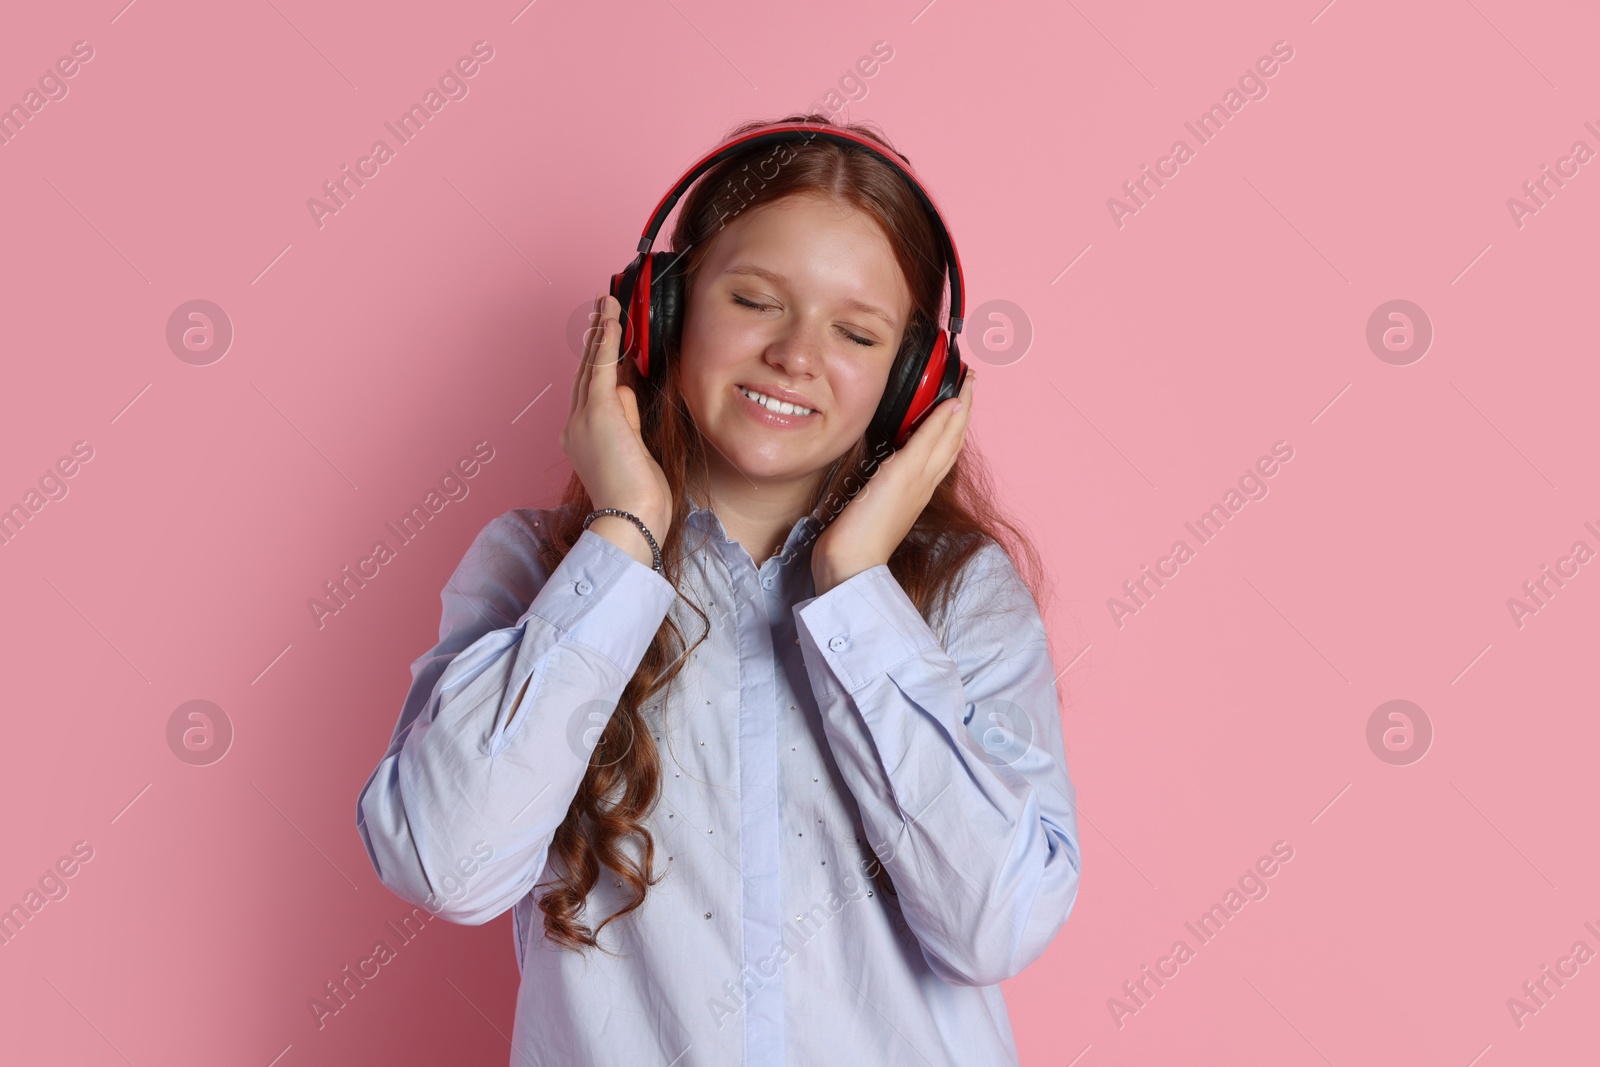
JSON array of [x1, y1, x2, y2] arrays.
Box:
[[357, 113, 1082, 1067]]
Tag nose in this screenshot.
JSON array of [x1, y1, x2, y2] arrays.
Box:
[[763, 314, 824, 378]]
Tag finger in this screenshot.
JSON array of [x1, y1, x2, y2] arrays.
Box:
[[578, 295, 606, 410], [591, 294, 622, 398], [950, 370, 977, 437], [901, 373, 973, 467], [928, 372, 977, 471], [572, 291, 603, 417], [947, 370, 975, 423], [578, 294, 615, 413], [570, 294, 595, 417]]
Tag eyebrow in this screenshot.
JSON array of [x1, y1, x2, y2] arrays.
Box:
[[722, 264, 898, 331]]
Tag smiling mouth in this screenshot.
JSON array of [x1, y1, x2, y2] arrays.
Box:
[[738, 385, 818, 417]]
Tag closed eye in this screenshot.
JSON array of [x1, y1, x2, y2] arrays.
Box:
[[731, 294, 877, 347]]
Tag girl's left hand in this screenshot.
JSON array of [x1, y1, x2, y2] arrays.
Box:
[[810, 370, 976, 596]]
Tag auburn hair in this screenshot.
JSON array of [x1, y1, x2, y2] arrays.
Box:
[[531, 113, 1050, 952]]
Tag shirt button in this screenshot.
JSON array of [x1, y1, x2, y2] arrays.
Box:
[[762, 576, 775, 589], [829, 635, 850, 652], [575, 579, 593, 595]]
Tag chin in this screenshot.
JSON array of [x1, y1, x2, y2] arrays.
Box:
[[704, 431, 802, 477], [723, 451, 808, 482]]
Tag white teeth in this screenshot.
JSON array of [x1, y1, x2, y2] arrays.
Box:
[[741, 386, 814, 416]]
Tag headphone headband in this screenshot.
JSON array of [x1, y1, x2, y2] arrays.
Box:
[[632, 120, 965, 335]]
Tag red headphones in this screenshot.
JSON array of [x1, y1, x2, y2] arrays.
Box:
[[608, 120, 968, 454]]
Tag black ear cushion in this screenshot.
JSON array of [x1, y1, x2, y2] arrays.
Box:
[[647, 251, 688, 384], [932, 334, 966, 415], [867, 311, 939, 456]]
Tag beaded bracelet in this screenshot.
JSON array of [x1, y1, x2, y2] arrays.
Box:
[[582, 507, 663, 573]]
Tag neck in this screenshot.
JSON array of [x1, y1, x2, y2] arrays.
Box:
[[692, 462, 823, 564]]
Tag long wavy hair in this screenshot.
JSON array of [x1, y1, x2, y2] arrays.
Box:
[[532, 112, 1050, 953]]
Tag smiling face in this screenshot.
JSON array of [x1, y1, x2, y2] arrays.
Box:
[[675, 193, 914, 501]]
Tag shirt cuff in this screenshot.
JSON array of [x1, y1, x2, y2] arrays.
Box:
[[793, 564, 940, 697], [519, 528, 677, 673]]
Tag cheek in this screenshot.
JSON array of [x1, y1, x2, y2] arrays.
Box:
[[829, 357, 893, 425], [681, 299, 750, 367], [677, 311, 746, 413]]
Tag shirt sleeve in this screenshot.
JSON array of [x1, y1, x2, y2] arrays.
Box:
[[791, 540, 1082, 986], [355, 510, 678, 925]]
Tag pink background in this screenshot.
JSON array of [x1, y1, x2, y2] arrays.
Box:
[[3, 0, 1597, 1064]]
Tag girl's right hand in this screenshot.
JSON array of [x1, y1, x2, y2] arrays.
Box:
[[561, 292, 673, 545]]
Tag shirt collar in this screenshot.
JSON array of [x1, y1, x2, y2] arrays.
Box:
[[682, 485, 824, 556]]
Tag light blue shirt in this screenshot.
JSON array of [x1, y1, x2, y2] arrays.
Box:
[[356, 493, 1082, 1066]]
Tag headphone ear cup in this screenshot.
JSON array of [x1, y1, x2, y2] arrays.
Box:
[[867, 311, 939, 456], [902, 332, 963, 445], [932, 333, 967, 419], [648, 251, 688, 387]]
